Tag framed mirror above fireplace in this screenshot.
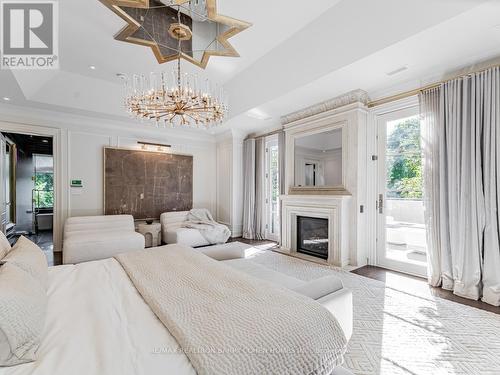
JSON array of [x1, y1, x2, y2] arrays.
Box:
[[285, 120, 350, 196], [294, 128, 343, 189]]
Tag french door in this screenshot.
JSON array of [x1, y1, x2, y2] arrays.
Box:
[[376, 106, 428, 277], [264, 136, 280, 241]]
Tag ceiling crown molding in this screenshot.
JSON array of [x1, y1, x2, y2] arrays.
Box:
[[281, 89, 370, 125]]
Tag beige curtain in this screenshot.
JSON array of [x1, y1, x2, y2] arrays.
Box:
[[420, 67, 500, 306], [254, 138, 266, 240], [242, 138, 266, 240], [242, 139, 256, 239], [278, 131, 286, 245], [480, 67, 500, 306]]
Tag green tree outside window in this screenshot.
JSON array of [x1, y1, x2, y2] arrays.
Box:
[[35, 173, 54, 208], [386, 117, 423, 199]]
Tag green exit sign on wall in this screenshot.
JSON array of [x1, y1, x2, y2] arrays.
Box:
[[71, 180, 83, 188]]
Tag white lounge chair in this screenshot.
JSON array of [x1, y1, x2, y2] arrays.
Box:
[[63, 215, 145, 264]]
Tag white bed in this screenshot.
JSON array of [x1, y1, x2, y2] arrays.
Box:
[[1, 248, 352, 375], [1, 258, 195, 375]]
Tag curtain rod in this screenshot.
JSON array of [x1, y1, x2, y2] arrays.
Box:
[[367, 62, 500, 108]]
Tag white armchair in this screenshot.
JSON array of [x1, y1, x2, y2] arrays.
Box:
[[160, 211, 211, 247], [63, 215, 145, 264], [160, 210, 232, 247]]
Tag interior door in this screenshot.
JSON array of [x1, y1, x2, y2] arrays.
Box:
[[265, 136, 280, 241], [376, 106, 428, 277]]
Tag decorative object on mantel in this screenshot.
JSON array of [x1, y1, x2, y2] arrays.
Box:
[[101, 0, 251, 128], [104, 147, 193, 220], [281, 89, 370, 125]]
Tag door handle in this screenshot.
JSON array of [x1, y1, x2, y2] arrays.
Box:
[[378, 194, 384, 214]]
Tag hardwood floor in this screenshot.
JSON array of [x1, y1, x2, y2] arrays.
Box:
[[352, 265, 499, 315], [229, 237, 278, 247]]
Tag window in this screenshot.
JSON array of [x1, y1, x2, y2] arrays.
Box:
[[265, 137, 280, 241], [34, 155, 54, 209]]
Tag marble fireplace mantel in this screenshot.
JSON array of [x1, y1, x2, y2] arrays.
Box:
[[279, 89, 369, 268], [280, 195, 351, 267]]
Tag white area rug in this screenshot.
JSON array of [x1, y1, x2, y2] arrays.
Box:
[[230, 243, 500, 375]]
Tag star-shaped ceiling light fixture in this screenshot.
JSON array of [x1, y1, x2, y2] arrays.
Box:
[[99, 0, 251, 68]]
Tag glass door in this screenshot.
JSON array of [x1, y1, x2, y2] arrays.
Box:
[[376, 107, 428, 277], [265, 136, 280, 242]]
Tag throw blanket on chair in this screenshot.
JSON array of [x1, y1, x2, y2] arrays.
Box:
[[182, 209, 231, 244], [115, 245, 347, 375]]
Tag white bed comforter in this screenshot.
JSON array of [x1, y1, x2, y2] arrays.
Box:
[[115, 246, 347, 375], [1, 258, 195, 375]]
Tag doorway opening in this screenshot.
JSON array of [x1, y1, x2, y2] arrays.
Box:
[[1, 132, 54, 262]]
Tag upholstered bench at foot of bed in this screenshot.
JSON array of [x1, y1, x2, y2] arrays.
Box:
[[197, 242, 248, 261], [151, 243, 247, 262], [164, 227, 210, 248], [63, 215, 145, 264], [223, 258, 353, 341]]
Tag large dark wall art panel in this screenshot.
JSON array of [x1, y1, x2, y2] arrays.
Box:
[[104, 148, 193, 220]]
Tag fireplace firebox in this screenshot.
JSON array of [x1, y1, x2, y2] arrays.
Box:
[[297, 216, 329, 260]]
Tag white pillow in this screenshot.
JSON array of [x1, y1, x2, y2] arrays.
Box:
[[0, 262, 47, 366], [0, 232, 11, 260], [4, 236, 48, 290]]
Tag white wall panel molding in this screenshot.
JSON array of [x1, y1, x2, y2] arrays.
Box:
[[0, 106, 219, 252], [0, 103, 216, 146]]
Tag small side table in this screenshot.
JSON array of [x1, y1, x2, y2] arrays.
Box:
[[137, 223, 162, 248]]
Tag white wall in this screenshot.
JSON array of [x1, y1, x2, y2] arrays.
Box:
[[215, 130, 245, 237], [68, 132, 217, 218], [0, 104, 217, 251]]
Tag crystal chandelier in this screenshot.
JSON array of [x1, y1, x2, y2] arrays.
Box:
[[122, 57, 228, 128], [116, 0, 245, 129]]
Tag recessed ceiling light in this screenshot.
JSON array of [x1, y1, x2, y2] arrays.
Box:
[[246, 108, 272, 121], [386, 65, 408, 76], [42, 139, 49, 143], [89, 65, 97, 70], [2, 97, 10, 101]]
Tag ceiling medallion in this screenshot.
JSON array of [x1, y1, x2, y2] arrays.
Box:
[[101, 0, 251, 129]]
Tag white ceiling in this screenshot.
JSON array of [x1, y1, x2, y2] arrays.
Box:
[[1, 0, 500, 136]]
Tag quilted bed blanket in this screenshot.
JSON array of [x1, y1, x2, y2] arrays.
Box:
[[115, 245, 347, 375]]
